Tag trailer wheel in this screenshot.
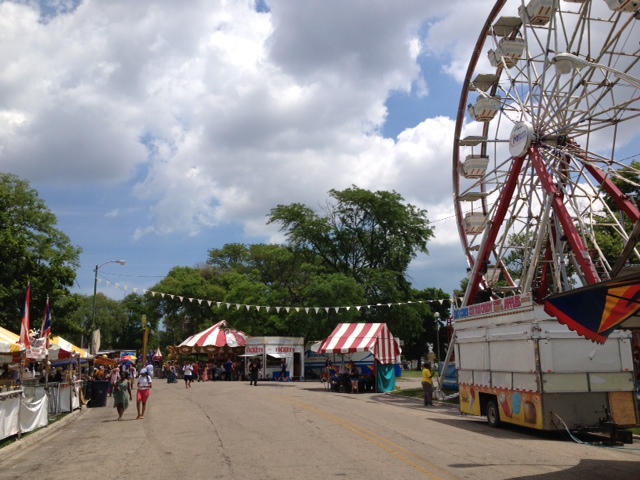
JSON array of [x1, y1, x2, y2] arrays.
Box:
[[486, 399, 501, 427]]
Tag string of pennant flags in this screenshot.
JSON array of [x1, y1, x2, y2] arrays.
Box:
[[97, 277, 450, 314]]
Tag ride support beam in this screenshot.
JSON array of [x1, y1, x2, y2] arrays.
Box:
[[584, 163, 640, 223], [465, 154, 525, 305], [530, 148, 600, 285]]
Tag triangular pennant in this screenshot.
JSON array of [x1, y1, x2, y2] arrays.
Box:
[[325, 307, 330, 313], [169, 294, 174, 299], [133, 288, 138, 293], [246, 305, 251, 311], [295, 307, 300, 312], [161, 293, 165, 298], [356, 306, 361, 311], [198, 299, 203, 305], [216, 302, 222, 307], [226, 303, 231, 309], [276, 307, 281, 313], [285, 307, 290, 313], [315, 307, 321, 314], [333, 307, 340, 313], [305, 308, 310, 314], [106, 281, 111, 287], [208, 300, 212, 306], [188, 298, 194, 303], [178, 296, 183, 302], [235, 304, 241, 310]]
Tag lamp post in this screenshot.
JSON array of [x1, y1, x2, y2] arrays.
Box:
[[90, 259, 126, 355], [552, 52, 640, 89], [434, 312, 441, 365]]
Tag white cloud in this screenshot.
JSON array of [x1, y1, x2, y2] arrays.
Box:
[[0, 0, 523, 296]]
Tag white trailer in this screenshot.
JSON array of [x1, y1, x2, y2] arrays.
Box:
[[453, 293, 638, 439]]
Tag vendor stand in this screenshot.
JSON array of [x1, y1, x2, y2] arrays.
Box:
[[172, 320, 248, 378], [240, 337, 305, 381], [316, 323, 402, 393]]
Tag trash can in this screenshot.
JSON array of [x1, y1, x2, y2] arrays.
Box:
[[90, 380, 110, 408]]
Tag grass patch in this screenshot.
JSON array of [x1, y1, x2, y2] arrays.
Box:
[[392, 386, 459, 405]]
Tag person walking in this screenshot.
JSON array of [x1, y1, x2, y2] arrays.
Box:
[[136, 367, 152, 419], [108, 366, 120, 397], [128, 364, 137, 391], [248, 359, 259, 386], [113, 372, 132, 420], [278, 358, 287, 382], [421, 361, 434, 406], [183, 361, 194, 388], [223, 358, 234, 381]]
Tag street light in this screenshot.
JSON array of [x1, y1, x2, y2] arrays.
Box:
[[434, 312, 441, 365], [552, 52, 640, 89], [90, 259, 126, 355]]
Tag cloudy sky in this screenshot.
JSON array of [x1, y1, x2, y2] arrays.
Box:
[[1, 0, 500, 301]]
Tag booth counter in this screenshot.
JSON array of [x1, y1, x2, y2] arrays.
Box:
[[241, 337, 305, 380]]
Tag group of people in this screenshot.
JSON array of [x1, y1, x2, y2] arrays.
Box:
[[162, 358, 247, 384], [107, 363, 154, 420]]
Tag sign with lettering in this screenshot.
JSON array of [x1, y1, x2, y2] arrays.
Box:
[[454, 293, 532, 320]]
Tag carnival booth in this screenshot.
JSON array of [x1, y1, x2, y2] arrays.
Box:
[[241, 337, 305, 381], [152, 347, 164, 377], [0, 326, 25, 441], [176, 320, 248, 355], [0, 327, 52, 441], [316, 323, 402, 393]]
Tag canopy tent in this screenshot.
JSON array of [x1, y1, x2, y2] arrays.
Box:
[[49, 336, 91, 360], [544, 272, 640, 344], [317, 323, 401, 364], [0, 326, 23, 355], [152, 347, 163, 361], [316, 323, 401, 393], [176, 320, 248, 355]]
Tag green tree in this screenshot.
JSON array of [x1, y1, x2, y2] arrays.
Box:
[[0, 173, 81, 330], [267, 186, 435, 341], [147, 265, 227, 345]]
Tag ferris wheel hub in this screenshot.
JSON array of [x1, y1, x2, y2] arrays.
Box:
[[509, 121, 534, 158]]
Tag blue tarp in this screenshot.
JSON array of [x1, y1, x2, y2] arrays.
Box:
[[377, 363, 396, 393], [439, 363, 458, 391]]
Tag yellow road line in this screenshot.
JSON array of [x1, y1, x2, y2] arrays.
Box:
[[271, 394, 460, 480]]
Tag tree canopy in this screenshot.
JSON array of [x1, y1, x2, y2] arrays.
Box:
[[0, 173, 81, 330]]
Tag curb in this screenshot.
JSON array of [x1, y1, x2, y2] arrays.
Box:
[[1, 407, 87, 461]]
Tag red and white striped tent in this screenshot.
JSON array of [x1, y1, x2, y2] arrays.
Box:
[[177, 320, 248, 355], [316, 323, 401, 365]]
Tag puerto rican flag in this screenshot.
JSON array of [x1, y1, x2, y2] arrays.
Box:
[[40, 296, 52, 348], [19, 284, 31, 348]]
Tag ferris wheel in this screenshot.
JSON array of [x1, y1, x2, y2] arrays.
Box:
[[453, 0, 640, 307]]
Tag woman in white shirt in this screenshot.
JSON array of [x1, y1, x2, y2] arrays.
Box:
[[136, 368, 152, 419]]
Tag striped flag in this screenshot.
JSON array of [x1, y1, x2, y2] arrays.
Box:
[[19, 284, 32, 348], [40, 296, 52, 348]]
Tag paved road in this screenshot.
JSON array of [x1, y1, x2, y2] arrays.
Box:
[[1, 378, 639, 480]]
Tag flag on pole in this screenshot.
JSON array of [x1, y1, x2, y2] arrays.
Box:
[[19, 284, 32, 348], [40, 296, 52, 348]]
